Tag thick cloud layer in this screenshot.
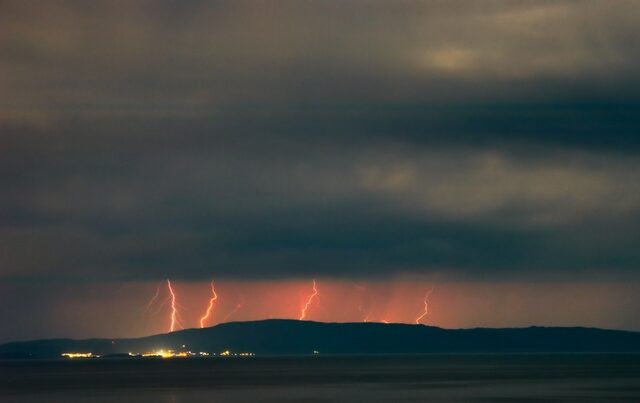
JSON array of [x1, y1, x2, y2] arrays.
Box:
[[1, 0, 640, 281]]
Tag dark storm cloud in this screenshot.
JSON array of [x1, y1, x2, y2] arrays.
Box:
[[1, 0, 640, 281]]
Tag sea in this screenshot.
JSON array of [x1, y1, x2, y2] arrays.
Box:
[[1, 354, 640, 402]]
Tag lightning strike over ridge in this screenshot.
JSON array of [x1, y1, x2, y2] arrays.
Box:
[[199, 280, 218, 328], [166, 279, 180, 332], [357, 284, 372, 322], [299, 279, 319, 320], [415, 286, 435, 325], [144, 284, 161, 313], [223, 295, 245, 322]]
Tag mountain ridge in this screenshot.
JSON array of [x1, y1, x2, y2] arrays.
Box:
[[2, 319, 640, 358]]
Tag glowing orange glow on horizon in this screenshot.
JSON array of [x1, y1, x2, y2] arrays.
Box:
[[415, 286, 435, 324], [166, 279, 181, 332], [199, 280, 219, 328], [299, 279, 319, 320]]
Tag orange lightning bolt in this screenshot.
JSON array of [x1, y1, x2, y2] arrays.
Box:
[[166, 279, 180, 332], [356, 284, 372, 322], [415, 286, 435, 325], [139, 283, 162, 335], [223, 295, 245, 323], [199, 280, 218, 328], [299, 279, 319, 320], [144, 284, 161, 313]]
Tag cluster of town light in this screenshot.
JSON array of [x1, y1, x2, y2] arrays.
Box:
[[61, 349, 255, 359], [138, 349, 197, 358], [61, 352, 97, 358]]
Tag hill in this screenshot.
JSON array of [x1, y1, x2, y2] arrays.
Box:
[[2, 320, 640, 358]]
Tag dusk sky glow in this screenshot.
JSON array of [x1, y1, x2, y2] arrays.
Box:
[[1, 0, 640, 342]]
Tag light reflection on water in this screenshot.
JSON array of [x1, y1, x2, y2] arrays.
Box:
[[2, 354, 640, 402]]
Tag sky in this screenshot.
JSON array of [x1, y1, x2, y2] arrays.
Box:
[[1, 0, 640, 342]]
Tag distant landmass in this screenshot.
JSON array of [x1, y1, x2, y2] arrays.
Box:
[[2, 320, 640, 358]]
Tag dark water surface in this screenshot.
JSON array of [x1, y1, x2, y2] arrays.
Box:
[[2, 354, 640, 402]]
